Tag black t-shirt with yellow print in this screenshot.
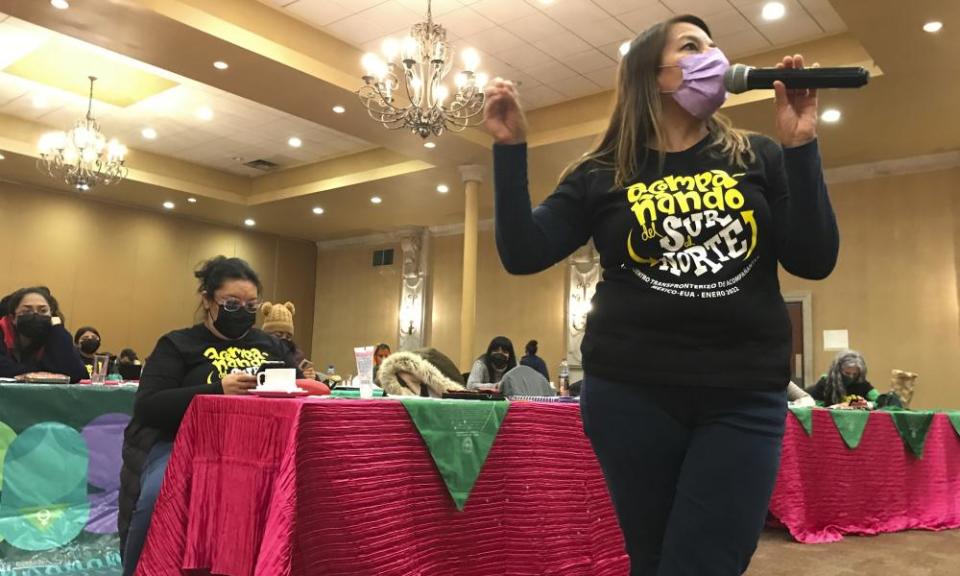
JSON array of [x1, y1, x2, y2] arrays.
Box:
[[494, 135, 839, 390], [132, 323, 297, 438]]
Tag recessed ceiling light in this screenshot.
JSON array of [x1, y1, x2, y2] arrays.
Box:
[[244, 218, 256, 227], [141, 127, 158, 139], [821, 108, 842, 123], [50, 0, 69, 9], [923, 21, 943, 33], [370, 196, 382, 205], [424, 142, 436, 149], [0, 153, 5, 160], [619, 41, 630, 57], [312, 207, 325, 215], [436, 184, 449, 193], [213, 61, 229, 70], [288, 136, 302, 148], [332, 105, 346, 114], [761, 2, 786, 21], [32, 94, 48, 109], [187, 197, 197, 203], [163, 201, 175, 210], [196, 106, 214, 121]]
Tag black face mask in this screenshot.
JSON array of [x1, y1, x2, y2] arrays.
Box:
[[16, 313, 52, 342], [280, 338, 295, 354], [79, 339, 100, 355], [211, 306, 256, 340], [491, 352, 509, 370], [841, 375, 856, 386]]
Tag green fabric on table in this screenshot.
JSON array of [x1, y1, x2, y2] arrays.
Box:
[[330, 388, 385, 398], [889, 411, 935, 458], [400, 398, 509, 511], [788, 407, 814, 436], [947, 412, 960, 439], [829, 410, 871, 449]]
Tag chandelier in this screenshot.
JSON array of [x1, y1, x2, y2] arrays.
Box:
[[38, 76, 127, 191], [357, 0, 487, 139]]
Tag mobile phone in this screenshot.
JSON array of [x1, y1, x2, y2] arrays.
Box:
[[257, 360, 286, 374]]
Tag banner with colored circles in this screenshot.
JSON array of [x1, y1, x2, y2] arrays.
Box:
[[0, 384, 134, 576]]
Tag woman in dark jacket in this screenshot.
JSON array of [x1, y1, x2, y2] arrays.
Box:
[[519, 339, 550, 381], [119, 257, 299, 575], [0, 286, 86, 382]]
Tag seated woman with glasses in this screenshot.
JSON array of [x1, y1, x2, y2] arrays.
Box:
[[0, 286, 87, 382], [119, 256, 300, 576]]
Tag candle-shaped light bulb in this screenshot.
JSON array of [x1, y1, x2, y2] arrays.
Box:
[[382, 38, 399, 62], [461, 47, 480, 72]]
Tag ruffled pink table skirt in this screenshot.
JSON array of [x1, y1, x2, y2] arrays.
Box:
[[768, 410, 960, 543], [136, 398, 628, 575], [137, 399, 960, 575]]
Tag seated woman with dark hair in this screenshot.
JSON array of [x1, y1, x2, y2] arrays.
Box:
[[0, 286, 87, 382], [119, 256, 300, 575], [74, 326, 113, 377], [467, 336, 517, 388]]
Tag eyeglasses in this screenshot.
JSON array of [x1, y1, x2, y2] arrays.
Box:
[[15, 307, 51, 317], [216, 298, 261, 314]]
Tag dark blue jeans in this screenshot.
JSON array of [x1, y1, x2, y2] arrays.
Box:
[[122, 440, 173, 576], [581, 375, 787, 576]]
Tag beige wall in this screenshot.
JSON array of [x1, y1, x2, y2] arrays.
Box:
[[429, 230, 567, 376], [0, 182, 316, 360], [780, 167, 960, 410], [314, 166, 960, 409], [311, 243, 401, 375]]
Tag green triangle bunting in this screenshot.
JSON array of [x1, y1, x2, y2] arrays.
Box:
[[889, 411, 935, 458], [788, 407, 814, 436], [830, 410, 871, 449], [400, 398, 509, 511], [947, 412, 960, 439]]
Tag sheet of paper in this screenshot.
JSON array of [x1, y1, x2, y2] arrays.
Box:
[[823, 329, 849, 351]]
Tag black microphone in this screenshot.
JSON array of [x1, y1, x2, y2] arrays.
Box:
[[724, 64, 869, 94]]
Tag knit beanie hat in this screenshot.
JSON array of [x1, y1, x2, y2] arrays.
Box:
[[261, 301, 295, 335]]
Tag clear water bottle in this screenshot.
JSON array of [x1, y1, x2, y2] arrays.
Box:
[[559, 360, 570, 397]]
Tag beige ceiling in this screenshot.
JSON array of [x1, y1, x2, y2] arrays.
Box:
[[0, 0, 955, 243]]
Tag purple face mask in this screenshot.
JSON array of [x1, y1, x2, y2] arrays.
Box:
[[661, 47, 730, 119]]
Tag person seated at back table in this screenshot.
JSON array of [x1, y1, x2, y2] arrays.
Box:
[[118, 348, 141, 366], [467, 335, 517, 389], [261, 300, 317, 380], [373, 342, 391, 384], [74, 326, 114, 377], [119, 256, 300, 576], [519, 339, 550, 382], [0, 286, 87, 382], [806, 349, 878, 406]]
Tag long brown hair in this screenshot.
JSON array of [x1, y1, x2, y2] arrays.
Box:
[[562, 15, 753, 187]]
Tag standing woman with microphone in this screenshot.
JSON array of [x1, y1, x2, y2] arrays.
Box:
[[483, 14, 838, 576]]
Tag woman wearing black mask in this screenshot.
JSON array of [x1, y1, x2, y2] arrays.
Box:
[[74, 326, 110, 377], [261, 301, 317, 380], [119, 256, 299, 575], [806, 350, 877, 406], [466, 336, 517, 388], [0, 286, 87, 382]]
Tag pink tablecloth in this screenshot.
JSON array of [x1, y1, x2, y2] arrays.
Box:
[[137, 399, 960, 575], [136, 398, 629, 576], [768, 410, 960, 543]]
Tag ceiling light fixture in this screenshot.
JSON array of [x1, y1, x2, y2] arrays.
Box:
[[141, 127, 158, 140], [424, 141, 436, 149], [761, 2, 786, 21], [163, 201, 175, 210], [358, 0, 487, 139], [213, 61, 229, 70], [0, 153, 5, 160], [196, 106, 214, 121], [332, 105, 346, 114], [923, 21, 943, 33], [821, 108, 842, 123], [187, 197, 197, 203], [244, 218, 256, 227], [288, 136, 302, 148], [51, 0, 70, 9], [37, 76, 127, 191], [371, 196, 383, 204], [619, 41, 630, 57], [312, 207, 325, 215], [436, 184, 449, 193]]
